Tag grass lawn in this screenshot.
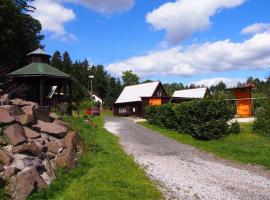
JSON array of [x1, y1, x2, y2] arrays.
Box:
[[28, 114, 161, 200], [139, 121, 270, 170]]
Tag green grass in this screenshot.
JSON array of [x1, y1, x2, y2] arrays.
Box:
[[139, 121, 270, 170], [28, 114, 161, 200]]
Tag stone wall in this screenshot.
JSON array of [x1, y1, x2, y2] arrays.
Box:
[[0, 96, 83, 200]]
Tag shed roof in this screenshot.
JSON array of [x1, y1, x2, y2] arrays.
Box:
[[8, 62, 70, 78], [115, 81, 160, 104], [27, 48, 50, 56], [173, 88, 208, 99]]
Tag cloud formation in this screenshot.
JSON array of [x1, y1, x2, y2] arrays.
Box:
[[190, 77, 245, 88], [30, 0, 76, 41], [65, 0, 134, 13], [107, 33, 270, 78], [241, 23, 270, 35], [146, 0, 245, 43]]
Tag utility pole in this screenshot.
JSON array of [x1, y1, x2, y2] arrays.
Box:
[[89, 75, 94, 100]]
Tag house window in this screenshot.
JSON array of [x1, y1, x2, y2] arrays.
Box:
[[157, 91, 162, 97], [133, 107, 136, 112], [119, 107, 126, 114]]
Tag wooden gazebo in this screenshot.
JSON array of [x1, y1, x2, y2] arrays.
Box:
[[8, 48, 72, 112]]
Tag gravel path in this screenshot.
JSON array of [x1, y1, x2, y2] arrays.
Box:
[[104, 116, 270, 200]]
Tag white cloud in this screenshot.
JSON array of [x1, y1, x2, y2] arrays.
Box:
[[65, 0, 134, 13], [146, 0, 245, 43], [241, 23, 270, 35], [107, 32, 270, 78], [31, 0, 76, 41], [190, 77, 245, 88]]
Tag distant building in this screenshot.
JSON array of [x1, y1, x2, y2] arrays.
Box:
[[91, 92, 103, 109], [172, 87, 211, 100], [113, 81, 169, 117]]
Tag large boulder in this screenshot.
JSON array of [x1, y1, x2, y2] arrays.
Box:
[[34, 107, 50, 122], [33, 120, 67, 138], [54, 148, 76, 168], [2, 167, 21, 180], [3, 105, 24, 116], [41, 159, 55, 184], [22, 157, 44, 171], [47, 142, 62, 154], [23, 126, 40, 139], [12, 142, 43, 157], [53, 119, 68, 128], [15, 114, 34, 125], [6, 167, 47, 200], [63, 131, 83, 154], [0, 107, 15, 124], [49, 112, 59, 121], [11, 99, 37, 107], [4, 124, 26, 146], [0, 94, 9, 104], [0, 149, 14, 165]]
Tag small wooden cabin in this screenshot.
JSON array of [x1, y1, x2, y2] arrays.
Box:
[[113, 81, 169, 117], [227, 83, 255, 117]]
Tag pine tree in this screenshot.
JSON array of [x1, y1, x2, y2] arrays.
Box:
[[51, 51, 63, 71], [62, 51, 72, 74]]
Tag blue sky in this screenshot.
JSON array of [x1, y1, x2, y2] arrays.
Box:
[[30, 0, 270, 86]]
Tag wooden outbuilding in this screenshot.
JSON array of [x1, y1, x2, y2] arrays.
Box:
[[8, 48, 72, 112], [113, 81, 169, 117], [227, 83, 255, 117]]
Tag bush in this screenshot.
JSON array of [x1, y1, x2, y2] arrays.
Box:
[[145, 104, 176, 129], [146, 99, 233, 140], [253, 100, 270, 135], [228, 122, 241, 134]]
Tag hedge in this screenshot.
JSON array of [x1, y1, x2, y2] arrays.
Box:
[[253, 99, 270, 135], [145, 99, 234, 140]]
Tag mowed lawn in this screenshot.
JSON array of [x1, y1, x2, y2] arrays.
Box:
[[139, 122, 270, 170], [29, 114, 161, 200]]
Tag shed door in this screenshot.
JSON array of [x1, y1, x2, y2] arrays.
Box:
[[235, 90, 251, 117]]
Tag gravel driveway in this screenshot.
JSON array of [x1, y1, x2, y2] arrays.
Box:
[[104, 116, 270, 200]]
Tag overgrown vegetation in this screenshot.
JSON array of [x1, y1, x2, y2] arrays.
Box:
[[253, 99, 270, 135], [28, 113, 161, 200], [139, 122, 270, 169], [146, 99, 234, 140]]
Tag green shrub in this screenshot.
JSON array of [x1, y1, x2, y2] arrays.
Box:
[[145, 104, 176, 129], [228, 122, 241, 134], [146, 99, 233, 140], [253, 100, 270, 135]]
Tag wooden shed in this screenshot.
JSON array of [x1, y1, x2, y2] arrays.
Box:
[[227, 83, 255, 117], [113, 81, 169, 117]]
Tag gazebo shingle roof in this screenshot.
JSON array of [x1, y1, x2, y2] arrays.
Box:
[[27, 48, 50, 56], [8, 62, 70, 78]]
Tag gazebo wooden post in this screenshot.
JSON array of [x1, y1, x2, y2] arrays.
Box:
[[39, 78, 44, 106], [57, 84, 61, 104], [67, 81, 72, 115], [63, 80, 67, 101]]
